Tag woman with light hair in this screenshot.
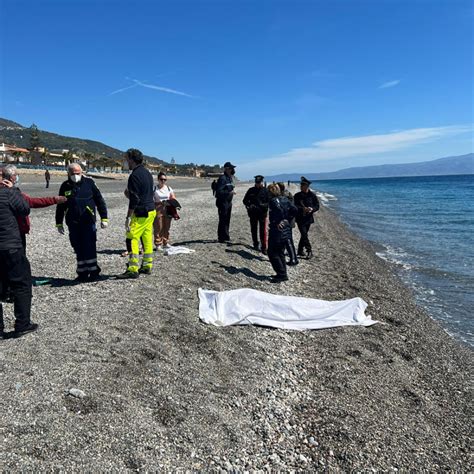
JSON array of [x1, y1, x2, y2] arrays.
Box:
[[267, 183, 298, 283]]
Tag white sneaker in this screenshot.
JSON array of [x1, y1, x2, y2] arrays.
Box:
[[163, 243, 172, 249], [156, 245, 163, 251]]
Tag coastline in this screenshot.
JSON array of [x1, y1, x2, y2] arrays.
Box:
[[0, 177, 471, 470]]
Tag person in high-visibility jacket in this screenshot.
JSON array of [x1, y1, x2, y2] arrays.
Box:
[[117, 148, 156, 279], [56, 163, 109, 281]]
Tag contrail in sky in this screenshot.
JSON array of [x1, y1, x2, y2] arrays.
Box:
[[109, 78, 195, 98]]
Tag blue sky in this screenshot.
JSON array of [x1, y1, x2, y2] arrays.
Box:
[[0, 0, 472, 178]]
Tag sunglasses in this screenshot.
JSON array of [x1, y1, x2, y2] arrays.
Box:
[[159, 178, 167, 181]]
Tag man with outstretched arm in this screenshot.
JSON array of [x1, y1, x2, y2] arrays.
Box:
[[0, 179, 37, 339], [1, 165, 66, 248], [117, 148, 156, 279]]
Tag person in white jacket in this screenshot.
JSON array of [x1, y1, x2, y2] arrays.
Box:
[[153, 172, 176, 250]]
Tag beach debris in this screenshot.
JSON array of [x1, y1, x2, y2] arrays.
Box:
[[67, 388, 86, 399]]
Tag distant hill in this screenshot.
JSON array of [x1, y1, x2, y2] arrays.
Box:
[[0, 118, 165, 165], [266, 153, 474, 182]]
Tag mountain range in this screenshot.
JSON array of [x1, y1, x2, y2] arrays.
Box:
[[2, 118, 472, 179], [265, 153, 473, 182]]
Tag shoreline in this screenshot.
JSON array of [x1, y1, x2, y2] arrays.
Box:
[[0, 177, 471, 470], [320, 198, 473, 349]]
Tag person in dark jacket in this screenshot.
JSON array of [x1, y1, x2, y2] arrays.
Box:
[[56, 163, 109, 281], [45, 169, 51, 188], [118, 148, 156, 279], [294, 176, 319, 259], [267, 183, 298, 283], [243, 175, 270, 254], [1, 165, 66, 248], [215, 161, 236, 243], [277, 182, 298, 266], [0, 181, 37, 339]]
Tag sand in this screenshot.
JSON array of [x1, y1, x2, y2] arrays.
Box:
[[0, 174, 471, 471]]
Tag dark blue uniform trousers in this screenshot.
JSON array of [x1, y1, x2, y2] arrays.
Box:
[[68, 223, 100, 276], [217, 202, 232, 242]]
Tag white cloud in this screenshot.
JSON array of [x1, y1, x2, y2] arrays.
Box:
[[238, 125, 473, 177], [379, 79, 401, 89]]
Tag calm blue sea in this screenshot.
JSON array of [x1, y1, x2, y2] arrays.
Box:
[[313, 174, 474, 347]]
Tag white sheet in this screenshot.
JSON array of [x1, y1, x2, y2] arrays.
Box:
[[198, 288, 377, 330]]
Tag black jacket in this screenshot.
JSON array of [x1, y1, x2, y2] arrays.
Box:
[[294, 190, 320, 224], [0, 187, 30, 250], [243, 186, 270, 216], [127, 165, 155, 217], [268, 196, 298, 242], [56, 176, 108, 227], [215, 174, 234, 205]]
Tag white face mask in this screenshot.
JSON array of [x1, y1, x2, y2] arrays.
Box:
[[70, 174, 82, 183]]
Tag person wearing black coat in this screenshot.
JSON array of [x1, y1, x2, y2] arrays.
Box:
[[56, 163, 108, 281], [0, 171, 37, 339], [277, 182, 298, 265], [243, 175, 270, 254], [215, 162, 236, 243], [267, 183, 298, 283], [293, 176, 320, 259]]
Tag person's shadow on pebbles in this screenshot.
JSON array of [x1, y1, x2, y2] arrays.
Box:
[[214, 262, 268, 282], [172, 239, 217, 246], [225, 248, 265, 262], [96, 249, 125, 255], [34, 275, 112, 287]]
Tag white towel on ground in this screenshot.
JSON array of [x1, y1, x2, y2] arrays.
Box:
[[164, 246, 196, 255]]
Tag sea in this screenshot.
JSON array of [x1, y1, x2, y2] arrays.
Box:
[[311, 174, 473, 347]]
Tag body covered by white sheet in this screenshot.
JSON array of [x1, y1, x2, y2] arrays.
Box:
[[198, 288, 377, 330]]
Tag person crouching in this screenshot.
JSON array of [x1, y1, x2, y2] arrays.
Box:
[[267, 183, 298, 283]]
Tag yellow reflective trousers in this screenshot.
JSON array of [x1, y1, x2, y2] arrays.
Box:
[[126, 210, 156, 273]]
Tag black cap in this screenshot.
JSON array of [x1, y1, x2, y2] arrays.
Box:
[[300, 176, 311, 186], [223, 161, 236, 168], [254, 175, 264, 183]]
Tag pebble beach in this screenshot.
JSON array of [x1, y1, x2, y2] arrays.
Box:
[[0, 172, 472, 471]]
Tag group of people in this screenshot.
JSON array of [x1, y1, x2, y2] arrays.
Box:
[[214, 162, 320, 283], [0, 149, 179, 338], [0, 152, 319, 338]]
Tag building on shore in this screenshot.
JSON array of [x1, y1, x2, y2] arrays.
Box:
[[0, 143, 30, 163]]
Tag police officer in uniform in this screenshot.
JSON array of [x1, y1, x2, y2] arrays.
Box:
[[56, 163, 109, 281], [267, 183, 298, 283], [294, 176, 320, 259], [215, 161, 236, 243], [118, 148, 156, 279], [243, 175, 269, 254], [0, 177, 38, 339], [277, 182, 298, 265]]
